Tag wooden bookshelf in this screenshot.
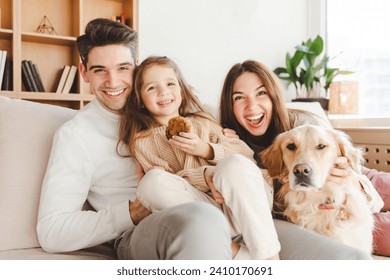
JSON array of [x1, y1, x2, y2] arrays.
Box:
[[0, 0, 138, 109]]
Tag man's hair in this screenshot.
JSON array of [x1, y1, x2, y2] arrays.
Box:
[[76, 18, 138, 67]]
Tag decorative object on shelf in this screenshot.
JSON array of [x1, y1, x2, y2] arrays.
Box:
[[328, 81, 358, 115], [274, 35, 353, 110], [35, 15, 57, 35], [112, 13, 126, 24]]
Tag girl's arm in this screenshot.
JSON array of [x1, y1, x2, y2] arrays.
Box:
[[169, 132, 214, 159], [206, 120, 255, 164], [135, 134, 211, 192], [170, 117, 255, 164]]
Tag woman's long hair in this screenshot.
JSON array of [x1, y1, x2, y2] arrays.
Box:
[[219, 60, 291, 146]]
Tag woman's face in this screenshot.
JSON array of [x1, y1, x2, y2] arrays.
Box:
[[232, 72, 273, 136]]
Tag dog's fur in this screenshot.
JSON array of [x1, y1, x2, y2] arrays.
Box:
[[260, 124, 374, 254]]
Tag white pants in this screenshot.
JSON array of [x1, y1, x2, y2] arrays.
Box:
[[137, 154, 281, 259]]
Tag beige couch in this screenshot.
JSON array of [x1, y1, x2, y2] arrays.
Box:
[[0, 96, 115, 259], [1, 96, 387, 259]]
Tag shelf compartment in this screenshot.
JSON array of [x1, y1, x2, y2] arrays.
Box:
[[21, 42, 79, 93], [21, 0, 79, 37], [0, 0, 13, 29]]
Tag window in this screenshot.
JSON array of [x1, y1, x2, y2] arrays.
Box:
[[326, 0, 390, 117]]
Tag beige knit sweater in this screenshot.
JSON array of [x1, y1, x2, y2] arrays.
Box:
[[134, 114, 255, 192]]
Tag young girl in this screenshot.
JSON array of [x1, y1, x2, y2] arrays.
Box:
[[119, 56, 280, 260]]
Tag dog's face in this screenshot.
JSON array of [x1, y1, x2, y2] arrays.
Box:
[[261, 124, 362, 190]]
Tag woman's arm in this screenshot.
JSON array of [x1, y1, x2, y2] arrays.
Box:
[[328, 156, 384, 213]]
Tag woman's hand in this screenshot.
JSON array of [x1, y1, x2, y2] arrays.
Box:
[[222, 128, 239, 139], [169, 132, 214, 159], [204, 167, 224, 204], [328, 156, 361, 190]]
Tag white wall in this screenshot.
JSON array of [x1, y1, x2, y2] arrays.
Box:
[[138, 0, 319, 106]]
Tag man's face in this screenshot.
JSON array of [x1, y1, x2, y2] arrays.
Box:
[[80, 44, 136, 114]]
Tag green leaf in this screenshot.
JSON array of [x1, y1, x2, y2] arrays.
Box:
[[274, 67, 288, 75], [309, 35, 324, 56], [290, 51, 304, 69]]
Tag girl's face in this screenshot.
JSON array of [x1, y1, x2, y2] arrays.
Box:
[[232, 72, 273, 136], [141, 65, 182, 125]]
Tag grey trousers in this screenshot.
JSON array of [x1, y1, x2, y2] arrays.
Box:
[[274, 219, 373, 260], [116, 201, 232, 260], [116, 201, 372, 260]]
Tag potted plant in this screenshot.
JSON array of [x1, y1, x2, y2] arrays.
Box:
[[274, 35, 353, 110]]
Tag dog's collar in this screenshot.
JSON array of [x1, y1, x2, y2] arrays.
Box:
[[318, 195, 349, 220], [318, 195, 348, 210]]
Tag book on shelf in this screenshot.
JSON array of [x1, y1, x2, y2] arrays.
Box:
[[0, 50, 7, 88], [69, 69, 78, 93], [55, 65, 71, 93], [1, 59, 13, 91], [21, 59, 38, 92], [28, 60, 45, 92], [61, 65, 77, 94]]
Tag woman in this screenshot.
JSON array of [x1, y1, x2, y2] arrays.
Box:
[[218, 59, 384, 259]]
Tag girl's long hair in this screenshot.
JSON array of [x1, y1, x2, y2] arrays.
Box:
[[118, 56, 211, 156]]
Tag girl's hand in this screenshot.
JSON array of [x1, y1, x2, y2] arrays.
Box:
[[327, 156, 361, 190], [204, 167, 224, 204], [222, 128, 239, 139], [169, 132, 214, 159]]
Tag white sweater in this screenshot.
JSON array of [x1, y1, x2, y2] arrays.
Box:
[[37, 99, 139, 253]]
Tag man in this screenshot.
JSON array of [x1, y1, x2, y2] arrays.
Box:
[[37, 18, 231, 259]]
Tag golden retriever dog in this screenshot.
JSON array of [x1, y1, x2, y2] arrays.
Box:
[[260, 124, 374, 254]]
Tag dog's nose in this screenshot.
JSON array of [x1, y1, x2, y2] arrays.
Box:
[[293, 163, 312, 180]]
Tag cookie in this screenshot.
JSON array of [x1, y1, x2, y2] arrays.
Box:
[[166, 116, 191, 140]]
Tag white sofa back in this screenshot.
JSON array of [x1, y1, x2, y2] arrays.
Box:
[[0, 96, 76, 251]]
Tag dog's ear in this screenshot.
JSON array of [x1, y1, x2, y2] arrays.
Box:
[[333, 129, 364, 172], [260, 139, 285, 178]]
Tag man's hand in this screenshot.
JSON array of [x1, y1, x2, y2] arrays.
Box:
[[328, 156, 361, 190], [169, 132, 213, 159], [222, 128, 239, 139], [204, 167, 224, 204], [129, 198, 151, 225]]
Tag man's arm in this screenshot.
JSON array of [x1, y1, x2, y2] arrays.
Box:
[[37, 127, 134, 253]]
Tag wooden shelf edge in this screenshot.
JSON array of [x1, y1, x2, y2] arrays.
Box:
[[0, 28, 13, 34], [2, 92, 95, 102], [22, 31, 77, 46], [0, 29, 13, 39]]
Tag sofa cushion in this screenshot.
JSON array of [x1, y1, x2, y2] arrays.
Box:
[[0, 243, 115, 260], [0, 96, 76, 251], [362, 166, 390, 211], [373, 212, 390, 256]]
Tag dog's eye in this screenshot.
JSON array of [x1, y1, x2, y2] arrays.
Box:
[[317, 144, 326, 150], [286, 143, 296, 151]]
